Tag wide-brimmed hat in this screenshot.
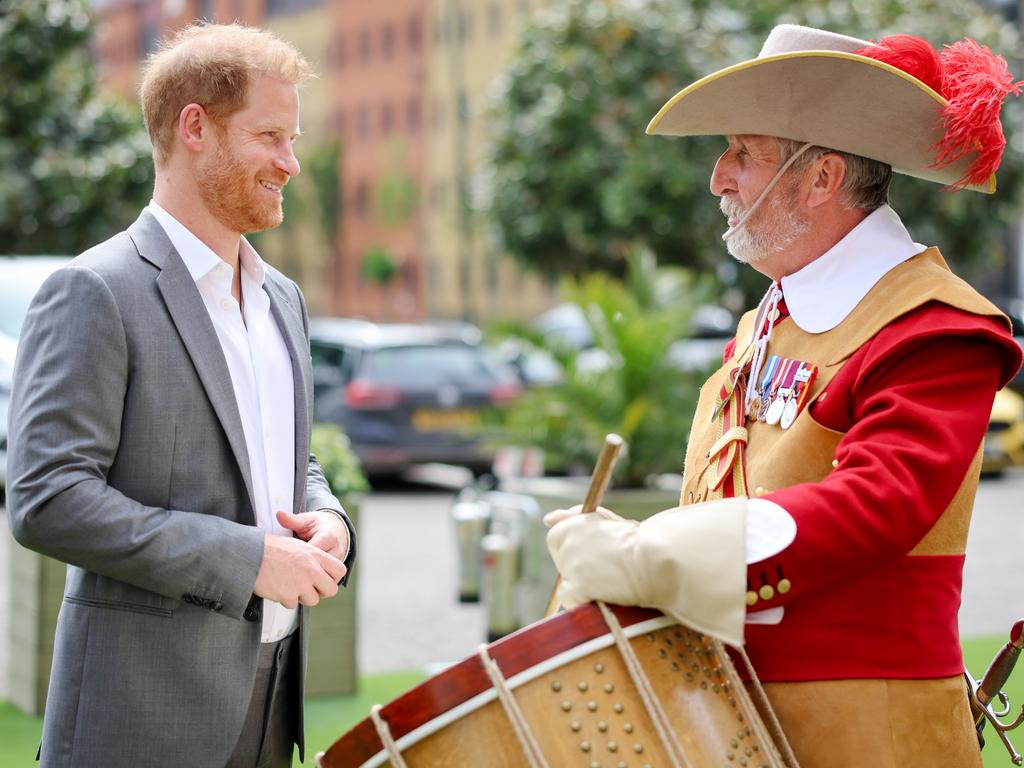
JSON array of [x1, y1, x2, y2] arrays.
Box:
[[647, 25, 1022, 193]]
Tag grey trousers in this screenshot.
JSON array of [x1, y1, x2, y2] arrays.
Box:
[[225, 633, 300, 768]]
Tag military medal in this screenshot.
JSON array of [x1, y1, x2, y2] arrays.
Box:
[[757, 355, 785, 421], [780, 361, 819, 429], [750, 355, 780, 419], [764, 358, 797, 425]]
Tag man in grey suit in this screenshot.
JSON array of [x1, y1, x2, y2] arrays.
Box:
[[7, 23, 356, 768]]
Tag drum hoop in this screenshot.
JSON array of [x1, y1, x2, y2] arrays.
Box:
[[358, 613, 675, 768]]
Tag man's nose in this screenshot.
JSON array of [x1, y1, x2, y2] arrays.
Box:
[[277, 143, 301, 178], [709, 153, 735, 197]]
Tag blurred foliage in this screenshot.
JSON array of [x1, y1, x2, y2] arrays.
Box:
[[306, 140, 343, 246], [0, 0, 154, 255], [485, 0, 1023, 295], [487, 249, 713, 487], [310, 423, 370, 498], [374, 140, 419, 228], [361, 246, 398, 285]]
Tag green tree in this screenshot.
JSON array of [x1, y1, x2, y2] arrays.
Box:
[[0, 0, 153, 255], [485, 0, 1023, 289]]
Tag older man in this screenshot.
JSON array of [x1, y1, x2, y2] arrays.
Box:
[[547, 25, 1023, 767], [8, 23, 355, 768]]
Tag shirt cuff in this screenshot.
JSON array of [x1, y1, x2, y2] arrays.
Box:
[[315, 507, 352, 561], [745, 497, 796, 563]]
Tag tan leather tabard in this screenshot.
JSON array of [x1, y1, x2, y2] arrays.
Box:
[[681, 248, 1003, 558]]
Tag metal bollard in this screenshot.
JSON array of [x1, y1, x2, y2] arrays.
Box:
[[516, 496, 557, 626], [481, 532, 519, 642], [477, 491, 554, 628], [451, 499, 491, 603]]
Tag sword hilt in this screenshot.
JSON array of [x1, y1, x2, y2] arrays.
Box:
[[968, 619, 1024, 765]]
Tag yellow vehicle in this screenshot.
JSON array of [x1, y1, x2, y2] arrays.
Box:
[[983, 387, 1024, 475]]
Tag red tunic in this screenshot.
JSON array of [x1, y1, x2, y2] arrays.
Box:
[[727, 301, 1021, 680]]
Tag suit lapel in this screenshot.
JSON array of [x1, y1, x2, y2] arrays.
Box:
[[264, 276, 311, 513], [129, 211, 258, 519]]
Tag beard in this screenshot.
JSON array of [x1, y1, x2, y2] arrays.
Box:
[[720, 178, 809, 265], [197, 141, 286, 235]]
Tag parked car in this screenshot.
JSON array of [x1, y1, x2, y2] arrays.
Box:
[[309, 318, 522, 477], [0, 256, 73, 498], [530, 301, 737, 375], [983, 386, 1024, 476]]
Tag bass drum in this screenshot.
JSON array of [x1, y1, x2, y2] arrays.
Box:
[[319, 602, 792, 768]]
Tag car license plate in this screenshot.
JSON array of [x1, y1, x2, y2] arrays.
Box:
[[412, 408, 480, 432]]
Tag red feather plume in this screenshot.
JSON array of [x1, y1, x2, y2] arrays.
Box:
[[856, 34, 1023, 189], [855, 34, 944, 95], [936, 38, 1023, 189]]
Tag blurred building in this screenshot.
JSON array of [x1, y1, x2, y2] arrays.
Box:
[[89, 0, 554, 322], [424, 0, 553, 320]]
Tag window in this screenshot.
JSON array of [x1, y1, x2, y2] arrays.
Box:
[[330, 35, 347, 68], [408, 15, 423, 52], [406, 98, 422, 133], [381, 102, 394, 135], [266, 0, 322, 16], [458, 9, 473, 43], [356, 104, 370, 141], [456, 92, 469, 124], [352, 181, 371, 217], [487, 3, 502, 37], [381, 23, 395, 59], [359, 28, 371, 63], [329, 109, 347, 138], [430, 180, 447, 211], [432, 97, 445, 130], [310, 341, 352, 387]]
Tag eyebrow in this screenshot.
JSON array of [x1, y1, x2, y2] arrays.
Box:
[[253, 124, 302, 139]]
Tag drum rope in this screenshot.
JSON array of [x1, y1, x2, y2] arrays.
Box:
[[369, 704, 409, 768], [478, 645, 551, 768], [735, 646, 802, 768], [597, 601, 692, 768]]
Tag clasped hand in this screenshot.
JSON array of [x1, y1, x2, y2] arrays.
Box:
[[253, 510, 349, 608]]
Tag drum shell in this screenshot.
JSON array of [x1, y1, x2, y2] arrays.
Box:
[[319, 603, 789, 768]]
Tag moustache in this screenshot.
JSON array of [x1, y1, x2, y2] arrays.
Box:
[[719, 197, 745, 219]]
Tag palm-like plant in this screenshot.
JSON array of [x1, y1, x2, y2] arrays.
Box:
[[492, 250, 716, 487]]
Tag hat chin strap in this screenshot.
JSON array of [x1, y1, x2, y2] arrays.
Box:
[[722, 142, 813, 241]]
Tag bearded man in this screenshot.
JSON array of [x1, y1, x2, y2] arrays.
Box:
[[546, 25, 1023, 767], [7, 23, 355, 768]]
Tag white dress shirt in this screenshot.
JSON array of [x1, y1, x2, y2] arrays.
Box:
[[149, 202, 299, 642]]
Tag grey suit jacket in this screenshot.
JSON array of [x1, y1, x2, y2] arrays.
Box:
[[7, 210, 356, 767]]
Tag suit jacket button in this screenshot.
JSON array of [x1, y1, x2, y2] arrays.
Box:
[[243, 597, 262, 622]]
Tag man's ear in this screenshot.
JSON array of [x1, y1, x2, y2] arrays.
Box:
[[178, 103, 213, 154], [805, 152, 847, 208]]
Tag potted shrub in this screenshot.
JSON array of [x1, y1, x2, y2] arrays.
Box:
[[306, 423, 369, 696]]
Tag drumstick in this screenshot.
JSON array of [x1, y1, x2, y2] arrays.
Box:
[[543, 433, 625, 617]]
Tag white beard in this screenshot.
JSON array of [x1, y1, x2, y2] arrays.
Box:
[[720, 182, 809, 265]]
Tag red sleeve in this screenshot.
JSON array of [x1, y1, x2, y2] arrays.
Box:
[[722, 336, 737, 363], [752, 303, 1018, 604]]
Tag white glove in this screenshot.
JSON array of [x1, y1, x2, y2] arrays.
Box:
[[546, 498, 747, 646]]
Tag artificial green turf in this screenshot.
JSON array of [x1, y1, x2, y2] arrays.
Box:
[[0, 639, 1020, 767], [299, 670, 426, 766]]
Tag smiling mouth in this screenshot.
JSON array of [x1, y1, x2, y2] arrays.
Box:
[[260, 180, 283, 195]]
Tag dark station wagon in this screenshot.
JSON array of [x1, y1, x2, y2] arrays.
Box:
[[309, 318, 521, 477]]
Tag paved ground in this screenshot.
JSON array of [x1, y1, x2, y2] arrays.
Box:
[[355, 467, 1024, 675], [2, 467, 1023, 697]]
